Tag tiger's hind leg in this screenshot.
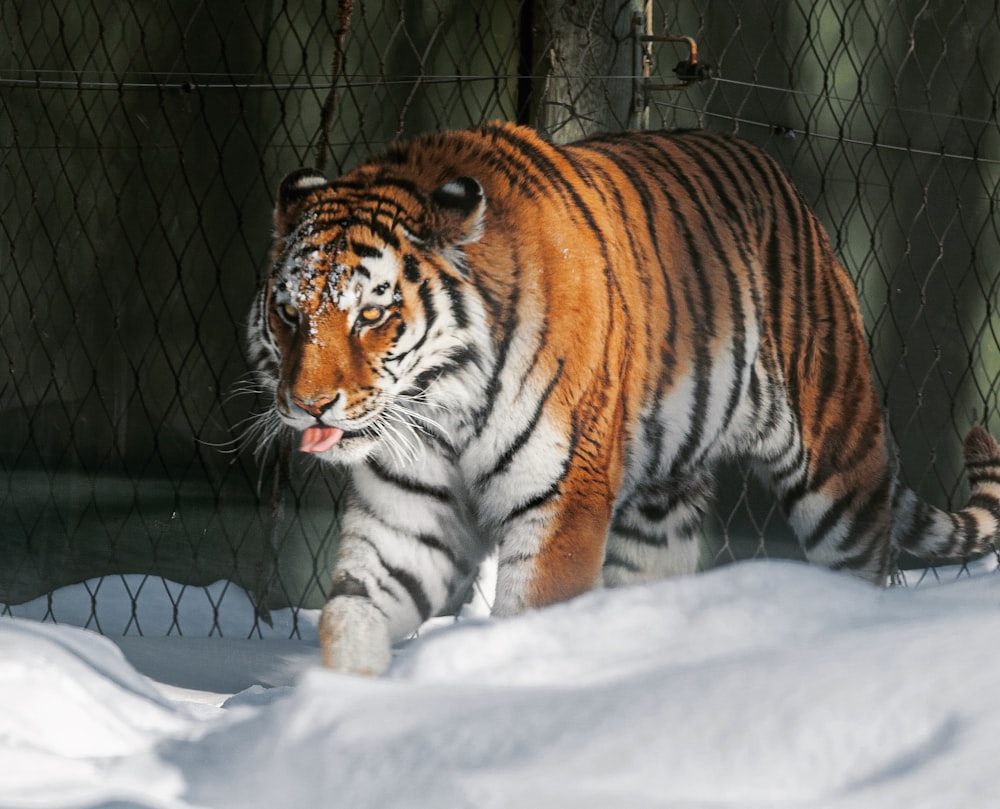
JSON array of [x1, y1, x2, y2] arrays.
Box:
[[601, 469, 714, 588], [751, 403, 896, 585], [767, 422, 1000, 583]]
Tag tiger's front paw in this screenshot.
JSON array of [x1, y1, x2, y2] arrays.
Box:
[[318, 597, 392, 676]]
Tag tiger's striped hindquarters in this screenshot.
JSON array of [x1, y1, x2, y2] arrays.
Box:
[[247, 123, 1000, 675]]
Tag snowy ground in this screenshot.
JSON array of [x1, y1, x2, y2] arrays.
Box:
[[2, 556, 1000, 808]]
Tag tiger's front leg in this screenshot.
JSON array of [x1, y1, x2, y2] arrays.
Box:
[[488, 471, 614, 618], [318, 459, 484, 675]]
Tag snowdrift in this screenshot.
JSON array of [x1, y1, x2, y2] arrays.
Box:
[[2, 559, 999, 808]]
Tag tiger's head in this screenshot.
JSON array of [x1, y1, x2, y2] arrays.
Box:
[[247, 166, 490, 464]]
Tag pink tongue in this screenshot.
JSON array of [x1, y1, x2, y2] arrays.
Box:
[[300, 425, 345, 453]]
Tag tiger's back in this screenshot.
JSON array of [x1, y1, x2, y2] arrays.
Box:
[[248, 122, 1000, 675]]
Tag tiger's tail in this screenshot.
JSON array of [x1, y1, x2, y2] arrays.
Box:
[[892, 426, 1000, 561]]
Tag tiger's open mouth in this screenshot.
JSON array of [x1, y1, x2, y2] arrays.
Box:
[[298, 411, 385, 454], [299, 425, 372, 453]]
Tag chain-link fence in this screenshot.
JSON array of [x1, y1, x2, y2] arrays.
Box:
[[3, 0, 999, 637]]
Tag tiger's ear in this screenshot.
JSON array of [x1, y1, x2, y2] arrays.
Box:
[[275, 168, 329, 237], [427, 176, 486, 247]]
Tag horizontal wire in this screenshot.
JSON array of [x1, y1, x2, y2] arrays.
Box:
[[0, 70, 514, 91], [653, 98, 1000, 168], [4, 67, 999, 165], [5, 67, 997, 129], [713, 76, 1000, 132]]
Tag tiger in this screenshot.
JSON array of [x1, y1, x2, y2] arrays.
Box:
[[247, 122, 1000, 675]]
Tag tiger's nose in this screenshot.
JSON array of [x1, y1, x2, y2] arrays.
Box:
[[289, 392, 341, 418]]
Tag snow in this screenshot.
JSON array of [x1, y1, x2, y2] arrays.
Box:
[[3, 558, 1000, 808]]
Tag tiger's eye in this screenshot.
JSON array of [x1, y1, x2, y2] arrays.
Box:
[[359, 305, 382, 323], [280, 303, 298, 322]]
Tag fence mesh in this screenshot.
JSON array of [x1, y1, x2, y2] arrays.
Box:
[[3, 0, 999, 637]]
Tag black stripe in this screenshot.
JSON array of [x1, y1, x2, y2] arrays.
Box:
[[351, 241, 383, 259], [313, 192, 407, 250], [477, 360, 565, 486], [895, 500, 933, 551], [408, 344, 484, 392], [801, 492, 852, 551], [781, 475, 809, 515], [329, 572, 370, 600], [478, 124, 552, 195], [386, 561, 433, 622], [339, 535, 400, 603], [967, 492, 1000, 513], [672, 274, 714, 471], [499, 418, 579, 526], [965, 456, 1000, 471], [356, 215, 401, 250], [349, 486, 464, 573], [967, 469, 1000, 488], [416, 533, 473, 576], [417, 278, 438, 326], [755, 426, 793, 469], [829, 538, 882, 574], [775, 205, 804, 408], [349, 534, 434, 621], [438, 270, 470, 328], [813, 264, 842, 417], [791, 194, 813, 406], [394, 279, 438, 363], [366, 458, 453, 502], [950, 509, 982, 555], [748, 365, 764, 417], [640, 413, 666, 476], [502, 478, 562, 525], [836, 479, 890, 555], [443, 342, 483, 371], [472, 248, 523, 434], [610, 520, 667, 547], [602, 552, 643, 573], [638, 501, 670, 522], [831, 420, 883, 491], [967, 470, 1000, 485], [403, 254, 421, 283]]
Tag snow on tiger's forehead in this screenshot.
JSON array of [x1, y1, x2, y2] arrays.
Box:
[[277, 212, 400, 313]]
